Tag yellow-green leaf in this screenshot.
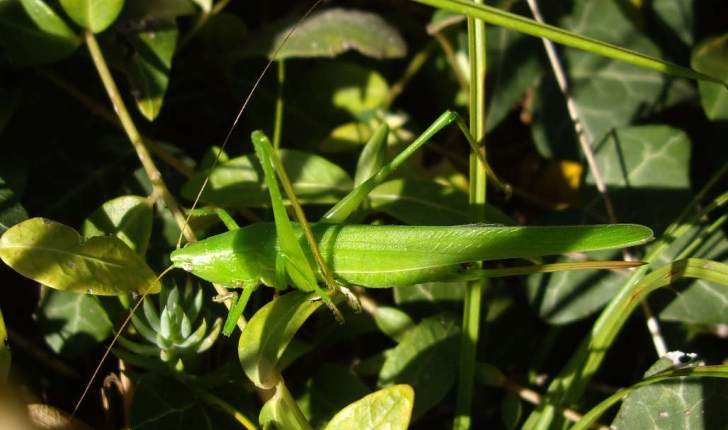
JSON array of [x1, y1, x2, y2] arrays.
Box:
[[324, 385, 414, 430], [0, 218, 159, 295], [59, 0, 125, 33]]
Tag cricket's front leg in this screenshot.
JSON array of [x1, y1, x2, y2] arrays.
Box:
[[215, 282, 259, 336]]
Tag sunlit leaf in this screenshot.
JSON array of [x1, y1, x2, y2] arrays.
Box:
[[0, 0, 81, 65], [182, 149, 353, 207], [583, 125, 692, 230], [531, 0, 695, 160], [0, 218, 160, 295], [124, 20, 178, 121], [59, 0, 125, 33], [297, 363, 371, 429], [246, 8, 406, 60], [82, 195, 153, 255], [239, 291, 322, 389], [18, 0, 76, 38], [612, 353, 728, 430], [325, 385, 414, 430]]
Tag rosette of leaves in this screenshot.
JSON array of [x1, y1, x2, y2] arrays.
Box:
[[115, 281, 222, 374]]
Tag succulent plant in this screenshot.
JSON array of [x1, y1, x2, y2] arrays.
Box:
[[115, 281, 222, 374]]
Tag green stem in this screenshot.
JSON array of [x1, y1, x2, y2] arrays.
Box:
[[84, 30, 238, 329], [454, 4, 487, 429], [274, 375, 313, 429], [83, 30, 195, 244], [193, 386, 258, 430], [411, 0, 726, 87], [273, 61, 285, 150]]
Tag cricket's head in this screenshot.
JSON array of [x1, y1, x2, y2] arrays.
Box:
[[170, 247, 195, 272], [170, 233, 254, 288], [171, 241, 223, 284]]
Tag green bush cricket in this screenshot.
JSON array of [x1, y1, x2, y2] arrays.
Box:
[[0, 1, 666, 425], [171, 129, 653, 336]]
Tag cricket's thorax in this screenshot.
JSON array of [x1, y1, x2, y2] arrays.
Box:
[[170, 223, 277, 287]]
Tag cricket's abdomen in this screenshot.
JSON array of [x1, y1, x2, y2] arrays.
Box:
[[171, 222, 651, 289]]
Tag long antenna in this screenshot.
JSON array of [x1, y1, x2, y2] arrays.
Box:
[[73, 0, 326, 423], [178, 0, 326, 249]]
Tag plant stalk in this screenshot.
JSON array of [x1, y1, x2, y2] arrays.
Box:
[[454, 3, 487, 428]]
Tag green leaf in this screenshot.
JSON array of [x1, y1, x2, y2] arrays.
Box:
[[329, 63, 390, 118], [611, 354, 728, 430], [374, 306, 415, 343], [288, 62, 392, 125], [501, 392, 523, 430], [574, 362, 728, 430], [692, 34, 728, 121], [0, 307, 10, 382], [0, 218, 160, 295], [324, 384, 414, 430], [245, 8, 406, 60], [532, 1, 695, 159], [526, 249, 639, 324], [36, 289, 114, 356], [0, 0, 81, 65], [238, 291, 322, 389], [319, 122, 374, 154], [652, 0, 694, 47], [529, 122, 690, 324], [370, 179, 468, 225], [656, 225, 728, 324], [59, 0, 125, 33], [394, 281, 466, 316], [583, 125, 692, 230], [18, 0, 76, 38], [82, 195, 153, 255], [0, 175, 28, 235], [378, 313, 460, 419], [123, 19, 178, 121], [354, 122, 388, 187], [129, 374, 217, 430], [297, 363, 371, 429], [182, 150, 353, 207]]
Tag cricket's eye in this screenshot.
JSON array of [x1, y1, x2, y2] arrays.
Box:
[[181, 262, 194, 272]]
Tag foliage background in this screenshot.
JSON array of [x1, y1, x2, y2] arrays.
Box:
[[0, 0, 727, 429]]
